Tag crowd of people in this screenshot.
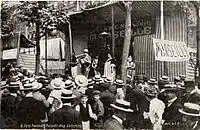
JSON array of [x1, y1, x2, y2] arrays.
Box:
[[1, 49, 200, 130]]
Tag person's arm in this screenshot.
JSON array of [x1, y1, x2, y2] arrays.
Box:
[[88, 104, 97, 120], [97, 102, 104, 117], [75, 105, 80, 112]]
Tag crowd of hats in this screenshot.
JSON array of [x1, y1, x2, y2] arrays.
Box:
[[2, 64, 200, 129]]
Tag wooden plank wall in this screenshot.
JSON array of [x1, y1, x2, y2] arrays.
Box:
[[134, 11, 187, 81]]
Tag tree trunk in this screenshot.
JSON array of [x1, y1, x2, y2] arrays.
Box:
[[35, 22, 41, 75], [121, 2, 132, 83], [65, 31, 71, 73]]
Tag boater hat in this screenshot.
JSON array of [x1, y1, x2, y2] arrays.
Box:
[[75, 75, 88, 87], [179, 103, 200, 116], [110, 99, 133, 112], [104, 77, 112, 83], [114, 79, 125, 86], [64, 80, 75, 89], [50, 79, 64, 90], [148, 78, 157, 84], [32, 82, 43, 90], [93, 75, 102, 82], [20, 83, 33, 91], [61, 89, 76, 99]]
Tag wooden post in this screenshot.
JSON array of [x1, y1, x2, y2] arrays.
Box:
[[0, 38, 2, 81], [111, 5, 115, 58], [68, 19, 73, 61], [45, 30, 48, 75], [160, 0, 168, 76], [16, 32, 21, 66], [121, 2, 132, 83]]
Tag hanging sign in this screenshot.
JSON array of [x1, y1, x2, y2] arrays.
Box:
[[89, 17, 155, 41], [153, 38, 190, 62]]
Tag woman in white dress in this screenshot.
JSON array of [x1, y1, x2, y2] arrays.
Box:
[[103, 53, 116, 83]]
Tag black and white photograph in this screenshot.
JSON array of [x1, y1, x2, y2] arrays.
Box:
[[1, 0, 200, 129]]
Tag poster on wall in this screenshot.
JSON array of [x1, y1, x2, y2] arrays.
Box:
[[153, 38, 190, 62]]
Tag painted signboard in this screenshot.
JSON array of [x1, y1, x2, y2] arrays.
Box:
[[153, 38, 190, 62]]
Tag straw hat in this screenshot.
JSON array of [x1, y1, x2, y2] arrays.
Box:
[[179, 102, 200, 116], [110, 99, 133, 112], [75, 75, 88, 87], [9, 81, 21, 88], [60, 89, 76, 99], [32, 82, 43, 91], [114, 79, 124, 86], [64, 80, 75, 89], [83, 49, 89, 53], [148, 78, 157, 85], [50, 79, 65, 90], [87, 79, 94, 88], [104, 77, 112, 83], [93, 75, 102, 82], [20, 83, 33, 91], [160, 76, 170, 82]]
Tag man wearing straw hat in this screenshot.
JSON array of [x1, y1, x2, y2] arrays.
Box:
[[103, 99, 133, 130], [179, 102, 200, 130], [48, 89, 81, 129], [16, 83, 48, 125], [47, 78, 65, 114]]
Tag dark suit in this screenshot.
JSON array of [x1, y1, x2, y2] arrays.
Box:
[[125, 88, 151, 129], [85, 88, 94, 105], [100, 90, 115, 120], [1, 94, 19, 128], [103, 118, 123, 130], [16, 97, 47, 125], [48, 105, 81, 129], [163, 99, 183, 122]]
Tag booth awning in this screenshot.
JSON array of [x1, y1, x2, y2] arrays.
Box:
[[69, 1, 178, 30]]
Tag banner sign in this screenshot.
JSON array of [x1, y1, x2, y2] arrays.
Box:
[[88, 17, 155, 41], [153, 38, 190, 62]]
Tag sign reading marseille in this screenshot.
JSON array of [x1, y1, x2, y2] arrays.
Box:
[[153, 38, 190, 62]]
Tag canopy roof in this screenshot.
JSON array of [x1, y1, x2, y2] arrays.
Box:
[[70, 1, 181, 30]]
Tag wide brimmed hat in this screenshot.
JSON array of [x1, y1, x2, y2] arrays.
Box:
[[160, 76, 170, 82], [32, 82, 43, 90], [104, 77, 112, 83], [20, 83, 33, 91], [0, 81, 7, 89], [61, 89, 76, 99], [93, 75, 102, 82], [179, 102, 200, 116], [9, 81, 21, 88], [101, 75, 106, 79], [179, 75, 186, 81], [174, 76, 181, 82], [75, 75, 88, 87], [28, 77, 35, 83], [83, 49, 89, 53], [148, 78, 157, 84], [87, 79, 94, 88], [64, 80, 75, 89], [110, 99, 133, 112], [160, 84, 180, 93], [50, 79, 65, 90], [144, 85, 158, 97], [114, 79, 125, 86]]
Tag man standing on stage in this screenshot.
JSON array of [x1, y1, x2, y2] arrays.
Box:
[[79, 49, 91, 78]]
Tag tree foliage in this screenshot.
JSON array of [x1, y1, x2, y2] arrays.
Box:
[[1, 2, 18, 39]]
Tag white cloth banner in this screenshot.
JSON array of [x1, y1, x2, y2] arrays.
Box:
[[153, 38, 190, 62]]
